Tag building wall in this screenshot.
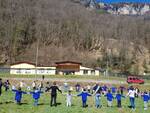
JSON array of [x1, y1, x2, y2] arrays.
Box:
[[75, 66, 99, 76], [10, 63, 35, 74], [10, 63, 56, 75], [37, 67, 56, 75], [10, 69, 36, 75]]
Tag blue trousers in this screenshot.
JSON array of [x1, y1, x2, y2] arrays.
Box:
[[82, 100, 87, 108], [130, 97, 135, 109]]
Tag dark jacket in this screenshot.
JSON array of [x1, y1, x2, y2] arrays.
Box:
[[46, 85, 62, 96], [0, 81, 2, 89]]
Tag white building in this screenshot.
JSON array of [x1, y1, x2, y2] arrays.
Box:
[[10, 62, 56, 75], [10, 61, 100, 76], [75, 66, 99, 76]]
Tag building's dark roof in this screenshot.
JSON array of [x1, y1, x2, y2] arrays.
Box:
[[55, 61, 82, 65]]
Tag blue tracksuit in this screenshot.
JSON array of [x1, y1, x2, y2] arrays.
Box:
[[142, 93, 149, 109], [115, 94, 125, 107], [12, 90, 27, 104], [111, 87, 117, 94], [30, 90, 43, 106], [106, 93, 114, 101], [142, 94, 149, 102], [77, 91, 92, 107]]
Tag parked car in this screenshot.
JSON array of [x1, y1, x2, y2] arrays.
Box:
[[127, 76, 144, 84]]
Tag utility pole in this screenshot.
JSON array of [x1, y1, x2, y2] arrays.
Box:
[[106, 48, 109, 77], [35, 37, 39, 80]]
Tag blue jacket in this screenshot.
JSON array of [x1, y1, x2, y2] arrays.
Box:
[[111, 87, 117, 93], [12, 90, 27, 101], [30, 90, 43, 100], [115, 94, 125, 101], [142, 94, 149, 102], [106, 93, 114, 101], [77, 91, 92, 101]]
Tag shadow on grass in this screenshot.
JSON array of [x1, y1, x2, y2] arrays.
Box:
[[57, 103, 62, 105], [38, 102, 62, 106], [38, 103, 48, 106], [0, 101, 14, 105], [18, 102, 28, 105]]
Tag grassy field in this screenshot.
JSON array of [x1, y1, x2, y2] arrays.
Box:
[[0, 73, 126, 80], [0, 89, 150, 113], [0, 73, 150, 113], [1, 73, 150, 85]]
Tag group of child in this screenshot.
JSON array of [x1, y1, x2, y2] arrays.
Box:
[[0, 79, 150, 110]]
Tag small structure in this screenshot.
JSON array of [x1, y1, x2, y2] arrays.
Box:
[[55, 61, 81, 75], [55, 61, 100, 76]]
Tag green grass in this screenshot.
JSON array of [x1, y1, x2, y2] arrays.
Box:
[[0, 89, 150, 113], [0, 73, 126, 81]]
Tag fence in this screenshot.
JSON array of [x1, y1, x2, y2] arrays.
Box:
[[108, 71, 150, 80]]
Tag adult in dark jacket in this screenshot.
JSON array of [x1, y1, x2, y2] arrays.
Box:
[[0, 78, 3, 96], [46, 82, 62, 106]]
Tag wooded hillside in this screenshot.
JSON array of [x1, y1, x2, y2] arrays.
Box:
[[0, 0, 150, 74]]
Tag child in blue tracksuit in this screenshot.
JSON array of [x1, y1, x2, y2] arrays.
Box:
[[12, 87, 27, 105], [111, 86, 117, 94], [105, 90, 114, 107], [30, 89, 43, 106], [141, 91, 149, 110], [77, 89, 92, 108], [115, 90, 125, 108]]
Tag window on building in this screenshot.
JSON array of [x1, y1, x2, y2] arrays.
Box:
[[25, 69, 31, 74], [91, 70, 95, 75], [16, 69, 21, 74], [38, 69, 45, 74], [83, 70, 88, 75]]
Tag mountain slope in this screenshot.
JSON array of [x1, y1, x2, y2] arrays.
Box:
[[0, 0, 149, 74]]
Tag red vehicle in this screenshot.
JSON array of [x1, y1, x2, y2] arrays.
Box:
[[127, 76, 144, 84]]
